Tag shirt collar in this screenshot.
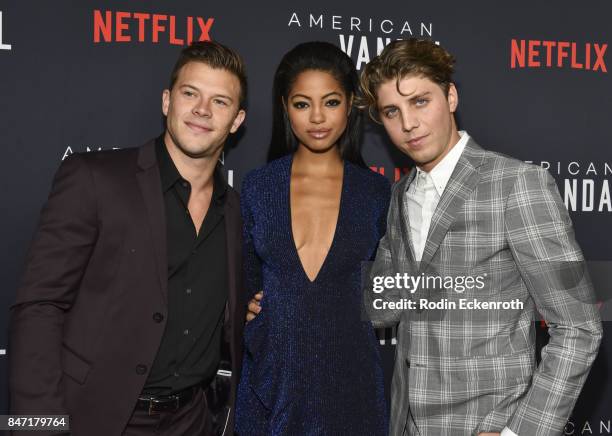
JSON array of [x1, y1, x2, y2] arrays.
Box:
[[156, 135, 181, 193], [416, 130, 469, 197], [155, 135, 228, 204]]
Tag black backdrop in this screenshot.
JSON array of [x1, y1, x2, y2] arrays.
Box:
[[1, 1, 611, 433]]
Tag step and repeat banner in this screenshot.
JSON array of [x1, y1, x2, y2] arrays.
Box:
[[1, 1, 611, 433]]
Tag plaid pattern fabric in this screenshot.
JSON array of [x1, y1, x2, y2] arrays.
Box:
[[365, 138, 602, 436]]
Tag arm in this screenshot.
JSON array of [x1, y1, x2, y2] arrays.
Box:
[[504, 166, 602, 436], [9, 154, 98, 416]]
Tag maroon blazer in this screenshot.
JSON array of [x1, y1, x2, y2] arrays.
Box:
[[9, 140, 245, 436]]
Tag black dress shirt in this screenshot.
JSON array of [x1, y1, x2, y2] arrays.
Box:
[[143, 136, 228, 395]]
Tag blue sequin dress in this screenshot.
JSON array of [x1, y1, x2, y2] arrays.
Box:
[[235, 155, 390, 435]]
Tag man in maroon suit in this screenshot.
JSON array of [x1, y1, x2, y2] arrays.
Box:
[[9, 41, 247, 436]]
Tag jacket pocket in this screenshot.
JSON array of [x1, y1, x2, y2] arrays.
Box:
[[453, 351, 535, 382]]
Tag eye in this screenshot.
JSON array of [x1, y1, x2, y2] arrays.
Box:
[[292, 101, 309, 109], [183, 90, 196, 97], [214, 98, 228, 106], [415, 98, 429, 107], [383, 107, 399, 119], [325, 99, 342, 107]]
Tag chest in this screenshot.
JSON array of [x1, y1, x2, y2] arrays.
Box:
[[393, 186, 513, 266], [249, 176, 383, 269], [290, 175, 342, 250]]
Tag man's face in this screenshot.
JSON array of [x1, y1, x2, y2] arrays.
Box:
[[376, 74, 459, 172], [162, 62, 245, 160]]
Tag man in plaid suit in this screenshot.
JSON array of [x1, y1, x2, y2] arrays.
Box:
[[360, 39, 602, 436]]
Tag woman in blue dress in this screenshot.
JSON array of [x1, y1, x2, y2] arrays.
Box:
[[235, 41, 390, 436]]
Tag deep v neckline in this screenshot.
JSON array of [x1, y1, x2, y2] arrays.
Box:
[[287, 155, 347, 284]]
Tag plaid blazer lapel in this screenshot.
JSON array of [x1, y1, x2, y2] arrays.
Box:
[[419, 139, 486, 271], [396, 167, 418, 266]]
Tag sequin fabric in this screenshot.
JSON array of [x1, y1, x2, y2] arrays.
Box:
[[235, 155, 391, 435]]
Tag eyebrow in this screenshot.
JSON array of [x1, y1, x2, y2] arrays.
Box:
[[409, 91, 431, 101], [179, 84, 234, 102], [379, 91, 432, 110], [291, 91, 343, 100]]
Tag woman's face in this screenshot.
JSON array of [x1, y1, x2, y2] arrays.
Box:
[[285, 70, 351, 154]]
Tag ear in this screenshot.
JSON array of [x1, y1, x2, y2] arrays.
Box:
[[229, 109, 246, 134], [162, 89, 170, 116], [447, 83, 458, 113]]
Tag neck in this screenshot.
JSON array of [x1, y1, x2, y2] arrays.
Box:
[[164, 131, 219, 192], [293, 144, 343, 175], [419, 125, 462, 173]]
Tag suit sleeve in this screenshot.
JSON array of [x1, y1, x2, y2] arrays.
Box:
[[364, 182, 406, 328], [504, 166, 602, 436], [9, 154, 98, 418], [240, 175, 263, 301]]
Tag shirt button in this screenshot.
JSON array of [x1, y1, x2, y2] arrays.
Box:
[[181, 181, 189, 188], [173, 372, 180, 378], [186, 288, 192, 295], [183, 329, 190, 335], [135, 364, 148, 375], [130, 248, 136, 253], [152, 312, 164, 323]]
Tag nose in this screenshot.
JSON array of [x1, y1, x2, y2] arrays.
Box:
[[193, 98, 212, 118], [400, 110, 419, 132], [309, 104, 325, 124]]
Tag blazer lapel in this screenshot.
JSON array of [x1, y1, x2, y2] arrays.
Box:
[[223, 191, 240, 337], [418, 139, 485, 271], [397, 167, 418, 266], [136, 141, 168, 304]]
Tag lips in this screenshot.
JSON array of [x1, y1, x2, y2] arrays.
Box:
[[406, 134, 428, 148], [307, 128, 332, 140], [185, 121, 213, 133]]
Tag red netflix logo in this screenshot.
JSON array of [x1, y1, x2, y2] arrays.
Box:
[[511, 39, 607, 72], [93, 10, 214, 45], [370, 166, 411, 182]]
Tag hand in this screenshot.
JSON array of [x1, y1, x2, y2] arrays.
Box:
[[246, 291, 263, 322]]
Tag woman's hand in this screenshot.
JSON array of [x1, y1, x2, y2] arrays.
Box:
[[246, 291, 264, 322]]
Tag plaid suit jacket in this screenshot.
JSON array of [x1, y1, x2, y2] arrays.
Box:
[[366, 138, 602, 436]]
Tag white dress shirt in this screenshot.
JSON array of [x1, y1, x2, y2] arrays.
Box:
[[405, 130, 469, 261], [403, 130, 518, 436]]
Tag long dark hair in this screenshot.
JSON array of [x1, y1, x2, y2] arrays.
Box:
[[268, 41, 365, 167]]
